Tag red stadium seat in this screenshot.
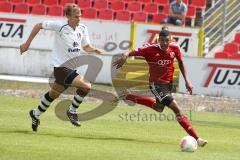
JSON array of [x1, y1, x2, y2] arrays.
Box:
[[48, 5, 63, 16], [230, 53, 240, 60], [186, 5, 196, 26], [183, 0, 189, 4], [77, 0, 91, 9], [14, 3, 30, 14], [26, 0, 41, 6], [123, 0, 136, 2], [152, 13, 167, 24], [43, 0, 58, 6], [31, 4, 46, 15], [60, 0, 75, 6], [233, 32, 240, 44], [137, 0, 151, 3], [93, 0, 108, 10], [115, 10, 131, 21], [191, 0, 206, 9], [132, 12, 147, 22], [214, 52, 229, 59], [9, 0, 24, 3], [111, 0, 125, 11], [186, 5, 196, 19], [143, 3, 158, 14], [162, 5, 169, 14], [82, 8, 97, 19], [154, 0, 169, 6], [98, 9, 113, 20], [127, 1, 141, 12], [223, 43, 239, 54], [0, 2, 12, 12]]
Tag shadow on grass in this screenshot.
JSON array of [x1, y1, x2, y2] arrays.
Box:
[[0, 129, 174, 145]]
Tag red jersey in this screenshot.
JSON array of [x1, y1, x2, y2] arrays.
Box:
[[130, 43, 182, 84]]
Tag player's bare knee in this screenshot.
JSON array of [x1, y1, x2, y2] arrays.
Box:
[[168, 100, 182, 115], [49, 90, 60, 99], [76, 86, 90, 97]]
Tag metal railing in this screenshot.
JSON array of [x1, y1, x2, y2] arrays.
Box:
[[203, 0, 240, 54]]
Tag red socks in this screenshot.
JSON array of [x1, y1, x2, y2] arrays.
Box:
[[125, 93, 156, 109], [125, 94, 199, 140], [176, 114, 199, 140]]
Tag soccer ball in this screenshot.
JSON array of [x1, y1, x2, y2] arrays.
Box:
[[179, 136, 198, 152]]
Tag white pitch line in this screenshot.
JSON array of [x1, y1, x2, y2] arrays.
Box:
[[0, 75, 48, 83]]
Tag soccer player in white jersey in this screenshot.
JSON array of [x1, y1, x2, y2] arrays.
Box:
[[20, 3, 102, 131]]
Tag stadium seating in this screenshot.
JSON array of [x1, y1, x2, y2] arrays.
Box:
[[31, 4, 46, 15], [0, 0, 201, 26], [14, 3, 30, 14], [93, 0, 108, 10], [43, 0, 58, 6], [223, 43, 239, 55], [111, 0, 125, 11], [132, 12, 147, 22], [233, 32, 240, 44], [230, 53, 240, 59], [154, 0, 169, 6], [183, 0, 189, 4], [60, 0, 75, 6], [143, 3, 158, 14], [137, 0, 151, 3], [127, 1, 142, 12], [82, 8, 97, 19], [214, 52, 229, 59], [9, 0, 24, 3], [77, 0, 91, 9], [161, 5, 169, 14], [123, 0, 136, 2], [115, 10, 131, 21], [98, 9, 114, 20], [0, 1, 12, 12], [26, 0, 41, 6], [48, 5, 63, 16], [152, 13, 167, 24], [186, 5, 196, 26], [191, 0, 206, 9]]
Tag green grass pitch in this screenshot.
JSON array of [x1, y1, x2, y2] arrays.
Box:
[[0, 95, 240, 160]]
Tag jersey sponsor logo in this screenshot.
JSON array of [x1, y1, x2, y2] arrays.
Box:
[[68, 48, 81, 53], [204, 63, 240, 88], [158, 60, 171, 66]]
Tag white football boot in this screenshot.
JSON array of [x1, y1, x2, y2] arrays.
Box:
[[197, 138, 208, 147]]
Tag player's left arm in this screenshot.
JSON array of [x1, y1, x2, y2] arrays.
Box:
[[81, 25, 103, 55], [178, 59, 193, 95], [83, 44, 103, 55]]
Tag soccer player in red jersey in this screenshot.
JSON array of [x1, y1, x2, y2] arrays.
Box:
[[113, 30, 208, 147]]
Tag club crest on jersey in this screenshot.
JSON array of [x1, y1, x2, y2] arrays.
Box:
[[73, 42, 79, 47], [169, 52, 175, 58]]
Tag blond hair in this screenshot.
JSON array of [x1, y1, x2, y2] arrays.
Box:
[[64, 3, 81, 16]]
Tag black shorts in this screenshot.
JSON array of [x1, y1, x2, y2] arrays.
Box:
[[149, 82, 174, 106], [53, 67, 79, 87]]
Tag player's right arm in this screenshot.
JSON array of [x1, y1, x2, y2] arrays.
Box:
[[112, 46, 147, 69], [20, 23, 43, 54]]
